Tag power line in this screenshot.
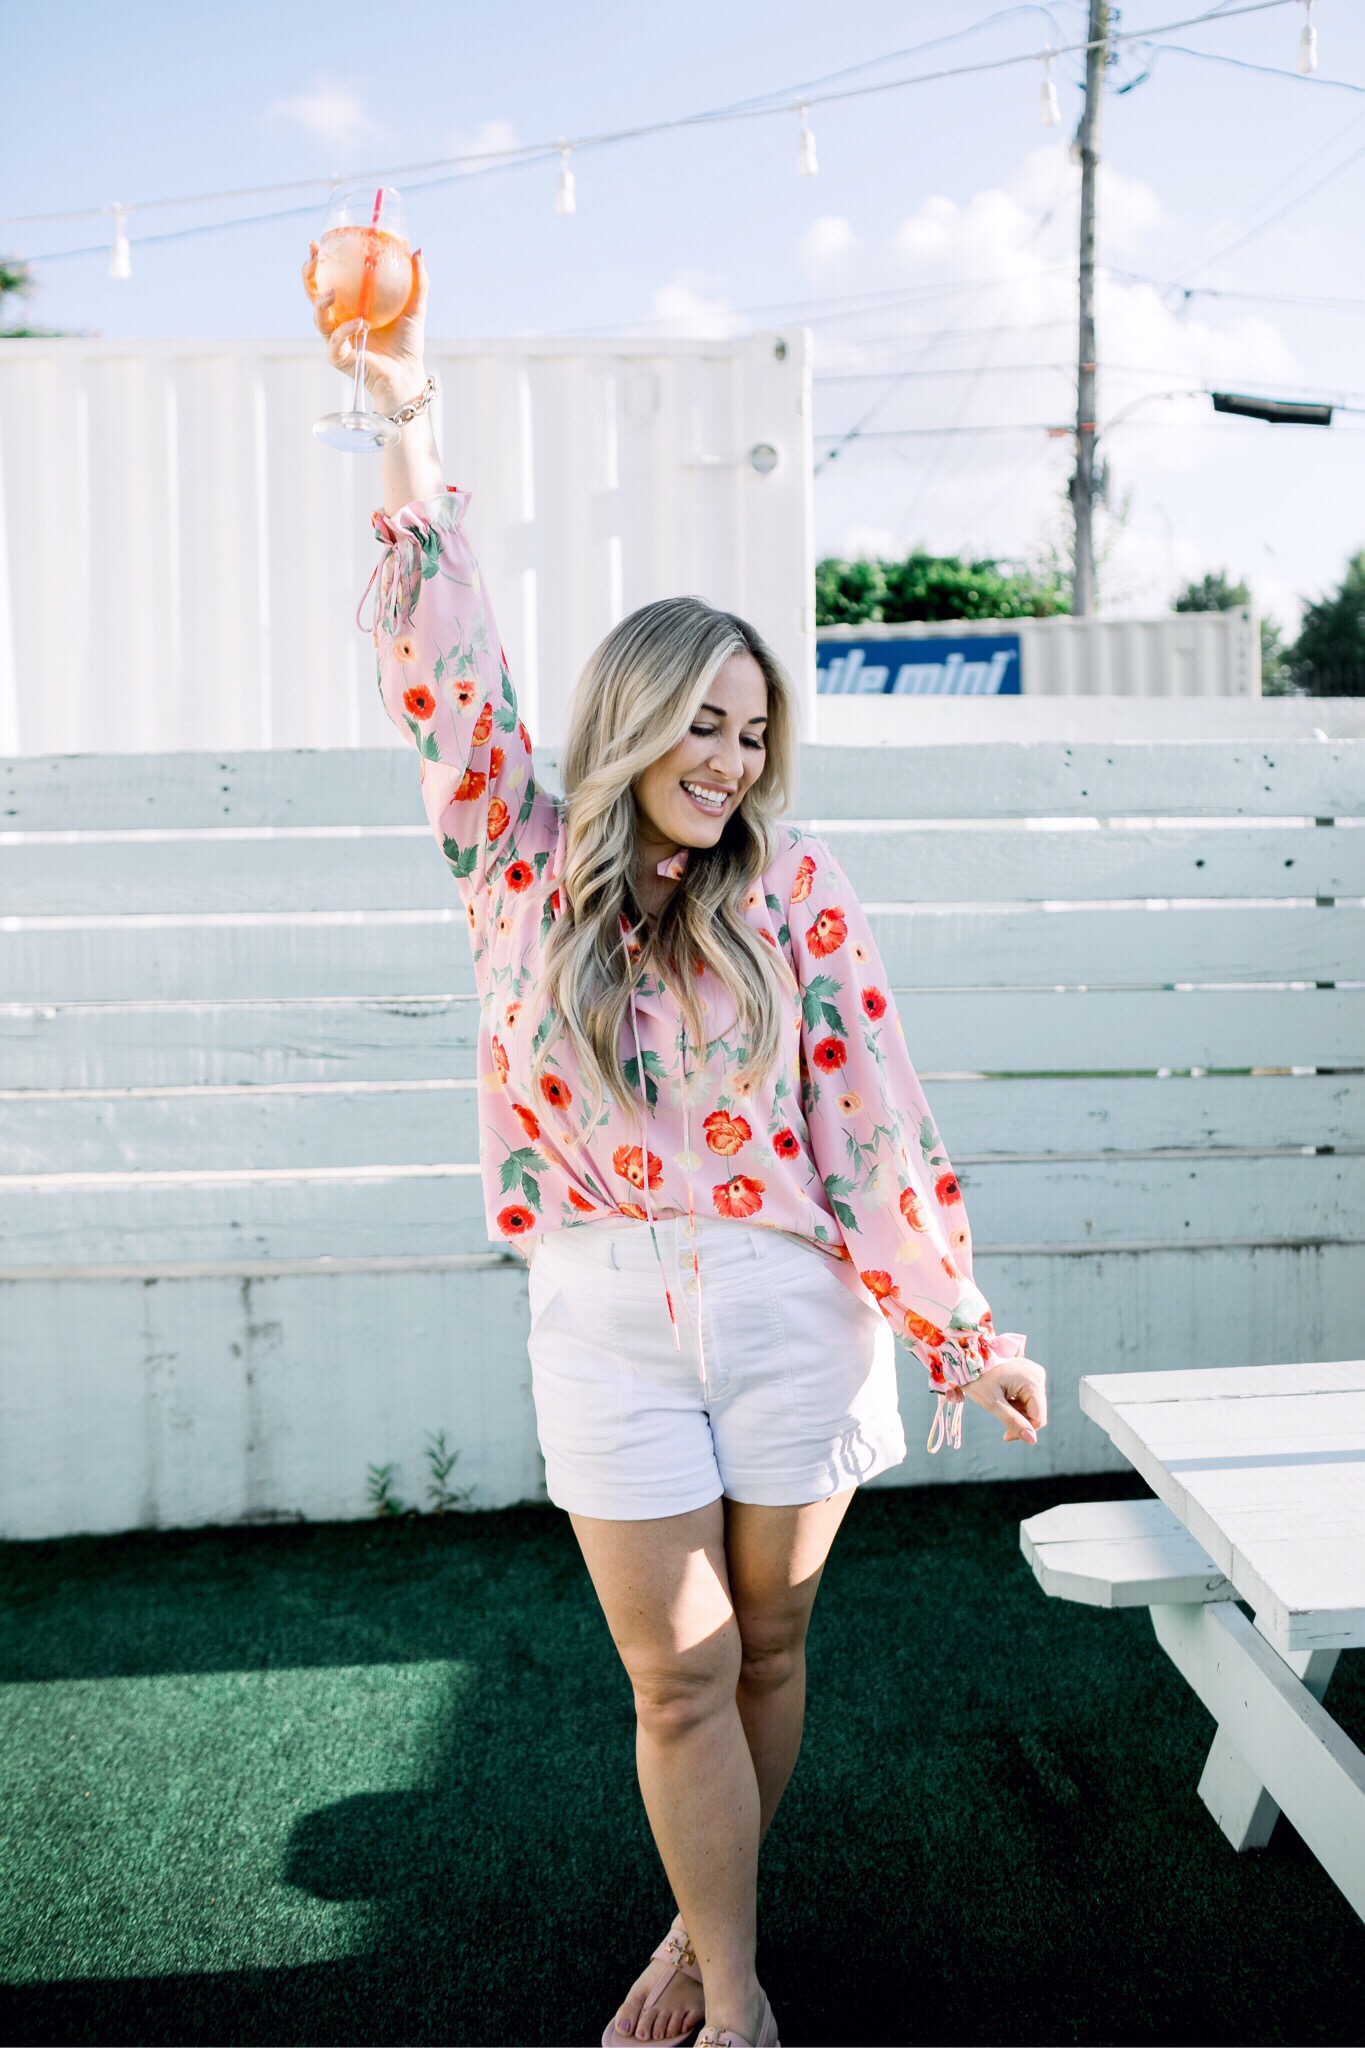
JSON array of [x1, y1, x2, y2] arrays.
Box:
[[1128, 39, 1365, 97], [1149, 282, 1365, 311], [570, 267, 1080, 335], [814, 320, 1080, 358], [814, 423, 1064, 440], [813, 280, 1001, 478], [1094, 364, 1365, 402], [670, 6, 1072, 123], [812, 418, 1365, 444], [1175, 133, 1365, 280], [815, 361, 1077, 382], [1104, 415, 1365, 430], [6, 5, 1080, 233], [815, 162, 1072, 478], [1164, 99, 1365, 284], [817, 362, 1365, 403], [890, 169, 1075, 527], [2, 0, 1295, 261], [812, 399, 1365, 449], [582, 276, 1365, 339]]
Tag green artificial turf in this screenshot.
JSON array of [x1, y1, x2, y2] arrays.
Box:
[[1, 1475, 1361, 2047]]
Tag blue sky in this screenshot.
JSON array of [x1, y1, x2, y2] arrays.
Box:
[[8, 0, 1365, 628]]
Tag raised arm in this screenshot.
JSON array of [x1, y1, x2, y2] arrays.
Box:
[[304, 247, 559, 914], [304, 239, 442, 516]]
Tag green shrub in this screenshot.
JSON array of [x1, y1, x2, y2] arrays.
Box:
[[815, 552, 1070, 627]]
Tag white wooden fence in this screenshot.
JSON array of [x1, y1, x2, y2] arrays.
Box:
[[2, 734, 1361, 1539], [0, 334, 814, 756], [814, 694, 1365, 744]]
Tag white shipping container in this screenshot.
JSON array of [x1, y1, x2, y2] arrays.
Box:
[[0, 333, 814, 755], [818, 609, 1260, 699]]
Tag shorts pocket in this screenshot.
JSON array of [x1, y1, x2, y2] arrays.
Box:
[[526, 1259, 630, 1455], [766, 1234, 866, 1314], [764, 1239, 896, 1437]]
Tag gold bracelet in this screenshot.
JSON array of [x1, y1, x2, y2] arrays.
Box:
[[385, 374, 437, 426]]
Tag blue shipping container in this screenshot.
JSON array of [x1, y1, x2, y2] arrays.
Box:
[[818, 634, 1022, 695]]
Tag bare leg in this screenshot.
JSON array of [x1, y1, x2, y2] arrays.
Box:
[[572, 1500, 762, 2044], [583, 1487, 858, 2043], [726, 1488, 857, 1843]]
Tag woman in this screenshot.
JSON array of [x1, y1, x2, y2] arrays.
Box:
[[305, 247, 1048, 2048]]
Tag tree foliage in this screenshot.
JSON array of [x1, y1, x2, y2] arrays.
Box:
[[1173, 570, 1251, 613], [1290, 549, 1365, 695], [815, 551, 1070, 627], [1172, 566, 1290, 692], [1173, 557, 1365, 696], [0, 256, 76, 339], [0, 258, 35, 336]]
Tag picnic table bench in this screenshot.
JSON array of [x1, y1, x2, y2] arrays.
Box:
[[1021, 1360, 1365, 1923]]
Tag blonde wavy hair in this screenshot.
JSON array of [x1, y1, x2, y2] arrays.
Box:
[[528, 596, 803, 1130]]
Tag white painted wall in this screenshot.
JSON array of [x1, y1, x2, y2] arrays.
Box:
[[0, 333, 814, 756], [2, 736, 1361, 1539]]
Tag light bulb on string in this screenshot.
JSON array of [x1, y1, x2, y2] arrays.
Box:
[[796, 103, 818, 177], [1039, 53, 1061, 127], [1298, 0, 1317, 75], [108, 205, 131, 280], [554, 147, 576, 216]]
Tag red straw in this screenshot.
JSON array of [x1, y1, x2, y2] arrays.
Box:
[[355, 187, 385, 327]]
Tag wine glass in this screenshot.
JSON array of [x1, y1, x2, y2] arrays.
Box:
[[312, 184, 411, 451]]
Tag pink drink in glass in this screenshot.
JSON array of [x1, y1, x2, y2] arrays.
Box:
[[313, 223, 412, 330]]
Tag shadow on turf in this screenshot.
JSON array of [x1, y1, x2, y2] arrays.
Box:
[[4, 1476, 1364, 2047]]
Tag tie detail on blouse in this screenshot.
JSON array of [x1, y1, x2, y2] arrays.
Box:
[[620, 903, 707, 1383]]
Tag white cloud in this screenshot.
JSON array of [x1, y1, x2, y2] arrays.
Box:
[[808, 143, 1308, 615], [267, 79, 382, 151], [799, 215, 859, 270], [838, 523, 899, 559], [626, 272, 747, 339], [446, 118, 524, 166], [1101, 161, 1165, 250]]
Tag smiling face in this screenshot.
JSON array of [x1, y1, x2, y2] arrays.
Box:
[[632, 650, 769, 871]]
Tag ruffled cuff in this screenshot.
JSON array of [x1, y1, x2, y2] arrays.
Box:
[[370, 484, 468, 548], [359, 488, 473, 639], [923, 1324, 1029, 1454]]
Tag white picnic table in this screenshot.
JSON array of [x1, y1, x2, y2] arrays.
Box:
[[1020, 1360, 1365, 1925]]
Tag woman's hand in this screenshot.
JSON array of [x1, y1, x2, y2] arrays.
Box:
[[962, 1357, 1048, 1445], [301, 242, 430, 414]]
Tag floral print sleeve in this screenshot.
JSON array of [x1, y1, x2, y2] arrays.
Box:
[[367, 487, 559, 918], [789, 833, 1028, 1452]]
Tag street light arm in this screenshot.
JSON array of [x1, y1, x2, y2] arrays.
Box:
[[1094, 386, 1206, 445]]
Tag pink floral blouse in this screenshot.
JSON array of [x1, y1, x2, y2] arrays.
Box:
[[362, 486, 1028, 1451]]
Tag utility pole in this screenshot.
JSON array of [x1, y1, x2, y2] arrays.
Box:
[[1072, 0, 1109, 616]]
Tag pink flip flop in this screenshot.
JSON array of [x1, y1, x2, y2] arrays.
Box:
[[601, 1916, 706, 2047]]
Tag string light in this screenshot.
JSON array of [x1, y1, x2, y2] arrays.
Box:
[[796, 103, 819, 176], [107, 205, 131, 280], [0, 3, 1325, 269], [1040, 52, 1061, 126]]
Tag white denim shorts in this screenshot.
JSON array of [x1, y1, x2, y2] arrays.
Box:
[[525, 1212, 907, 1519]]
